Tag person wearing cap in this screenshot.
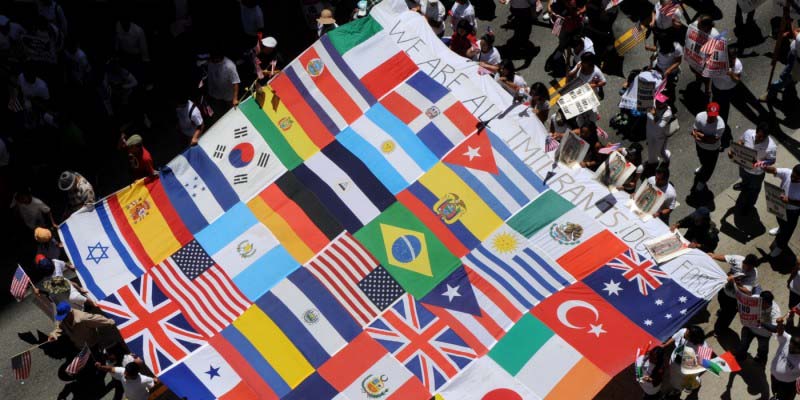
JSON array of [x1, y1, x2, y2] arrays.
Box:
[[646, 93, 673, 166], [736, 291, 780, 364], [317, 9, 338, 37], [118, 132, 154, 180], [711, 46, 742, 123], [49, 300, 116, 349], [729, 121, 777, 213], [35, 226, 62, 259], [770, 315, 800, 400], [661, 325, 707, 395], [690, 102, 725, 193], [450, 0, 477, 33], [761, 163, 800, 258], [420, 0, 447, 37], [670, 207, 719, 252], [644, 165, 676, 223], [59, 170, 95, 216], [207, 49, 241, 115], [708, 253, 760, 334], [353, 1, 369, 20]]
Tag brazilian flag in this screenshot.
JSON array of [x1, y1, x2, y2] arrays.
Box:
[[355, 202, 461, 298]]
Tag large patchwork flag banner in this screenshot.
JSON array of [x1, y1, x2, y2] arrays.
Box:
[[58, 2, 727, 399]]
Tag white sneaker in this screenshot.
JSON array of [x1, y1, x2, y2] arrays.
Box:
[[694, 166, 701, 174], [770, 247, 783, 257], [664, 150, 671, 161], [543, 12, 550, 21], [769, 227, 780, 236]]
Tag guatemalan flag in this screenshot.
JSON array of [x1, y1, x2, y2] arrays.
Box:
[[160, 146, 239, 234]]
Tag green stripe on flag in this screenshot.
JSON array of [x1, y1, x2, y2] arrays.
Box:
[[488, 314, 553, 375], [507, 191, 575, 238], [327, 16, 383, 55], [239, 98, 304, 169]]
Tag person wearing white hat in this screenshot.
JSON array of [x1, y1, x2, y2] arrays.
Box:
[[59, 170, 95, 216], [317, 9, 338, 37], [256, 36, 284, 84], [450, 0, 477, 33]]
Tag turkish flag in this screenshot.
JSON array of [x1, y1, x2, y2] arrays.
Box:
[[531, 282, 658, 376], [442, 132, 499, 174]]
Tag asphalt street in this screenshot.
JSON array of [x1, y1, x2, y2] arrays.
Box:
[[2, 1, 800, 399]]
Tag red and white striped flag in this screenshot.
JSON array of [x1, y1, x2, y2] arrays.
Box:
[[551, 16, 564, 37], [11, 351, 32, 381], [659, 0, 680, 17], [10, 265, 31, 301], [753, 159, 775, 169], [545, 136, 560, 152], [696, 344, 713, 361], [65, 345, 91, 375], [700, 35, 723, 56]]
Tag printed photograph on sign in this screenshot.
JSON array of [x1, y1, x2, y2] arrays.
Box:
[[558, 132, 590, 169], [627, 180, 665, 221], [644, 233, 690, 264], [557, 84, 600, 120], [593, 151, 636, 189]]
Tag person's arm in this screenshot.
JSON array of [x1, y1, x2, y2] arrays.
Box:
[[478, 61, 501, 73], [80, 312, 116, 329], [122, 72, 138, 89], [707, 253, 727, 262], [191, 124, 205, 146], [777, 316, 786, 336], [232, 83, 240, 107], [665, 55, 682, 76], [95, 362, 115, 374], [566, 63, 580, 80]]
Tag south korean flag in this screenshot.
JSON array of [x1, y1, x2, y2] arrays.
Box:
[[197, 103, 286, 201]]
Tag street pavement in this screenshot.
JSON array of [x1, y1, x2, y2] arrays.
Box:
[[2, 1, 800, 399]]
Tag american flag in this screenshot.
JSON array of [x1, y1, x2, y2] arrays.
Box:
[[659, 0, 680, 17], [700, 35, 724, 56], [149, 240, 250, 338], [753, 159, 775, 168], [551, 16, 564, 37], [696, 344, 713, 361], [11, 351, 31, 381], [65, 345, 91, 375], [10, 265, 31, 301], [545, 136, 560, 152], [598, 143, 622, 155]]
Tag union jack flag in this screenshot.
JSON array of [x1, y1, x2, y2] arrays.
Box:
[[365, 294, 478, 392], [98, 274, 207, 374], [606, 249, 670, 296]]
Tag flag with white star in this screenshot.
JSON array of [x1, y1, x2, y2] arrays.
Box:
[[582, 254, 706, 341], [159, 344, 258, 400]]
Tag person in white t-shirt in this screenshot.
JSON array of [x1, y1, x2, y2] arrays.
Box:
[[96, 362, 156, 400], [206, 50, 241, 116], [496, 60, 528, 96], [769, 317, 800, 400], [729, 122, 777, 211], [661, 325, 707, 395], [450, 0, 477, 32], [736, 291, 780, 364], [566, 53, 607, 95], [646, 93, 673, 166], [691, 102, 725, 192], [787, 259, 800, 321], [645, 166, 676, 223], [762, 164, 800, 257], [175, 96, 205, 145], [10, 187, 55, 230], [63, 37, 91, 87], [765, 28, 799, 103], [708, 253, 760, 334], [711, 47, 742, 122], [686, 16, 720, 96], [474, 33, 502, 72]]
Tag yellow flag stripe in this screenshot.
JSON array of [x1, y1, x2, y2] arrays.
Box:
[[262, 88, 319, 161], [115, 182, 180, 264], [247, 196, 315, 264]]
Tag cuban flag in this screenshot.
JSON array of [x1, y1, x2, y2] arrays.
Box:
[[160, 146, 239, 234]]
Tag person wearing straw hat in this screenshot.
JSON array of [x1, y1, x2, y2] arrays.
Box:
[[661, 325, 707, 396], [317, 9, 338, 37], [58, 170, 95, 217], [677, 346, 705, 395], [49, 301, 116, 350]]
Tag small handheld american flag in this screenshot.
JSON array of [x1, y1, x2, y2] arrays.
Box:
[[545, 136, 560, 152], [11, 351, 32, 381], [10, 265, 31, 301], [659, 0, 680, 17], [551, 16, 564, 37], [753, 159, 775, 169], [696, 344, 713, 362], [66, 345, 91, 375]]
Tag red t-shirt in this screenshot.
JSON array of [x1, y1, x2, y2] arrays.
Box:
[[128, 147, 155, 179]]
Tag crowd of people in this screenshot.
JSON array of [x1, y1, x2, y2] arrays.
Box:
[[1, 0, 800, 399]]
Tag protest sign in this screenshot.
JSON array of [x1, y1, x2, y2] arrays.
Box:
[[701, 36, 729, 78], [644, 232, 690, 264], [557, 83, 599, 119], [628, 180, 666, 221], [558, 132, 589, 169], [736, 289, 761, 328], [729, 142, 757, 169], [684, 25, 709, 73], [637, 77, 656, 110], [737, 0, 767, 14], [765, 181, 788, 220], [594, 151, 636, 189]]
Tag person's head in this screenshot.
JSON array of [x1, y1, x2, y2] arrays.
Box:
[[22, 66, 38, 84], [174, 93, 189, 108], [579, 121, 598, 144], [530, 82, 548, 102], [761, 291, 774, 308], [728, 46, 739, 63], [499, 60, 516, 80], [209, 48, 224, 63], [691, 207, 711, 226], [625, 143, 643, 165], [789, 335, 800, 354], [706, 102, 719, 124], [260, 36, 277, 54], [569, 36, 584, 52], [125, 134, 144, 156], [55, 301, 72, 322], [124, 362, 141, 380], [456, 18, 473, 36], [792, 164, 800, 183], [37, 256, 55, 275], [742, 254, 760, 271], [480, 34, 495, 52], [755, 121, 770, 143], [14, 187, 33, 204], [685, 325, 705, 345], [647, 346, 665, 364], [65, 36, 79, 53], [58, 171, 77, 192], [555, 108, 567, 125], [656, 35, 675, 53], [0, 15, 9, 35], [697, 15, 714, 33], [580, 53, 596, 73], [317, 9, 336, 27], [655, 166, 670, 187], [118, 15, 131, 32]]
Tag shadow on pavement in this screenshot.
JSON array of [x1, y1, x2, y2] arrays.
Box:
[[719, 207, 766, 244]]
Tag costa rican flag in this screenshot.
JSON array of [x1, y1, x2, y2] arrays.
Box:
[[10, 265, 31, 301]]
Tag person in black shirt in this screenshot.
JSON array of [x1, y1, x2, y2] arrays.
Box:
[[669, 207, 720, 253]]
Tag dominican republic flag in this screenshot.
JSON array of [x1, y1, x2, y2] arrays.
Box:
[[160, 146, 239, 234], [10, 265, 31, 301]]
